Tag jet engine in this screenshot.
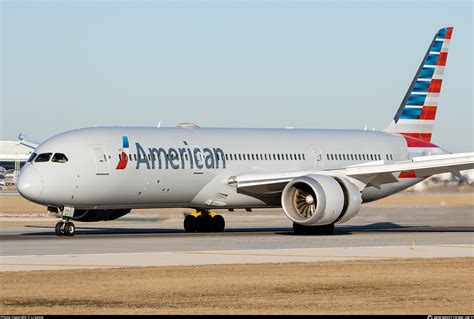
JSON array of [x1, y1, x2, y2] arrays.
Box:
[[281, 174, 362, 226], [71, 209, 131, 222]]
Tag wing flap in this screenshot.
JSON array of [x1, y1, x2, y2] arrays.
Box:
[[345, 152, 473, 178]]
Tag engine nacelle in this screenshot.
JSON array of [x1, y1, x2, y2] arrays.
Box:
[[281, 174, 362, 226], [71, 209, 131, 222]]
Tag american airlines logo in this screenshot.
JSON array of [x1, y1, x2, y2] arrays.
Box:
[[116, 136, 130, 169], [116, 136, 227, 170]]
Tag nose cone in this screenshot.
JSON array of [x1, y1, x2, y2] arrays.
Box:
[[17, 166, 44, 202]]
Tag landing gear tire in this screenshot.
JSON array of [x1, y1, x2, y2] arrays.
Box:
[[55, 222, 65, 236], [320, 224, 335, 235], [55, 221, 76, 236], [293, 222, 306, 235], [293, 222, 335, 235], [195, 215, 206, 232], [183, 212, 226, 233], [184, 214, 196, 232], [64, 222, 76, 236], [212, 215, 225, 232]]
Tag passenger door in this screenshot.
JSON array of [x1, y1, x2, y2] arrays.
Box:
[[311, 146, 324, 170], [90, 145, 110, 175]]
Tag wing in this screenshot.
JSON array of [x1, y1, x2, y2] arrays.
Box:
[[229, 152, 474, 194]]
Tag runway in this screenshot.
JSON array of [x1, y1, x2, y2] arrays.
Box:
[[1, 205, 473, 271]]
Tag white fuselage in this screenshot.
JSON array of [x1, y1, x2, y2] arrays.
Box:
[[17, 127, 445, 210]]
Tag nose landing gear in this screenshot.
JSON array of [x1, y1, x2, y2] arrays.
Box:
[[54, 206, 76, 236], [55, 220, 76, 236], [184, 210, 225, 233]]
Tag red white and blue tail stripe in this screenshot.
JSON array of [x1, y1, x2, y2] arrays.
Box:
[[385, 27, 453, 143]]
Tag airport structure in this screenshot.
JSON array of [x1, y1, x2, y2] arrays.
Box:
[[0, 141, 33, 187]]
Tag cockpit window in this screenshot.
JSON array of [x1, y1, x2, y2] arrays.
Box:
[[52, 153, 68, 163], [35, 153, 52, 162], [27, 152, 37, 162]]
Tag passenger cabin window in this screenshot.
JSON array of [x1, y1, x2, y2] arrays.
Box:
[[52, 153, 68, 163], [27, 152, 37, 162], [35, 153, 52, 162]]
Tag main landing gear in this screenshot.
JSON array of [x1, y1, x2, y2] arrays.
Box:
[[183, 210, 225, 233], [293, 222, 335, 235], [55, 219, 76, 236]]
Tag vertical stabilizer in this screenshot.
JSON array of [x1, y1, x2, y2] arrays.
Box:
[[384, 27, 453, 142]]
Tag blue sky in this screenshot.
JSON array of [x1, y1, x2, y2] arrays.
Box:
[[1, 1, 472, 152]]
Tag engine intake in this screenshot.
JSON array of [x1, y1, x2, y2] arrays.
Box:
[[281, 174, 361, 226]]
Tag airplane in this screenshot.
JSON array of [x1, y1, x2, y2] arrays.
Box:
[[17, 27, 474, 236]]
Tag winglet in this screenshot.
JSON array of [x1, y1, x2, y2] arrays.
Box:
[[18, 133, 40, 149]]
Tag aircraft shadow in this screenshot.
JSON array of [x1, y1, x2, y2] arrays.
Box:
[[272, 222, 473, 236], [15, 222, 474, 237], [19, 225, 290, 237]]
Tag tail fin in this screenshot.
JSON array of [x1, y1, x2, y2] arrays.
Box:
[[384, 27, 453, 142]]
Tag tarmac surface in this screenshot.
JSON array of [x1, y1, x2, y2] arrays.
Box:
[[1, 202, 473, 271]]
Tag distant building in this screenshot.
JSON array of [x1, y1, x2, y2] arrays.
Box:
[[0, 141, 34, 185], [0, 166, 5, 187], [411, 169, 474, 191]]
